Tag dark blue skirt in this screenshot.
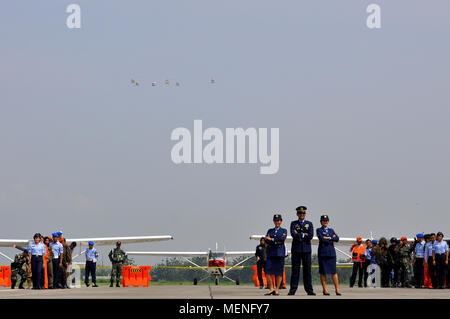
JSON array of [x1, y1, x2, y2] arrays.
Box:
[[265, 257, 285, 276], [318, 256, 337, 275]]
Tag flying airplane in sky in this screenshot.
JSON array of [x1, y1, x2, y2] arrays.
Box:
[[0, 235, 173, 262], [127, 243, 256, 285]]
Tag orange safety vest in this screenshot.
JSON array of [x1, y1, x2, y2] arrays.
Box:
[[351, 244, 366, 262], [43, 245, 49, 289]]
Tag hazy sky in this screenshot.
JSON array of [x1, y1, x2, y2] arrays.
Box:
[[1, 1, 449, 263]]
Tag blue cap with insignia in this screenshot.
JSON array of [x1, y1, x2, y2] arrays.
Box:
[[88, 241, 94, 246], [52, 232, 58, 237], [56, 231, 62, 236], [273, 214, 282, 221], [296, 206, 307, 213], [320, 215, 329, 222], [371, 240, 378, 244], [416, 233, 424, 238]]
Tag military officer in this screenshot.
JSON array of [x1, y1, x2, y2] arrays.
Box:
[[288, 206, 315, 296], [388, 237, 400, 287], [413, 233, 425, 288], [60, 239, 72, 289], [85, 241, 99, 287], [316, 214, 341, 295], [28, 233, 47, 289], [398, 236, 413, 288], [10, 249, 29, 289], [109, 241, 127, 287], [255, 237, 266, 289], [432, 232, 448, 289], [50, 233, 63, 288], [264, 214, 287, 296], [425, 233, 437, 288]]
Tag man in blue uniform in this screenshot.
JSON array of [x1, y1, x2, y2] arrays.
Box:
[[255, 237, 266, 289], [50, 233, 63, 289], [288, 206, 315, 296], [413, 233, 425, 288], [425, 233, 437, 288], [85, 241, 99, 287]]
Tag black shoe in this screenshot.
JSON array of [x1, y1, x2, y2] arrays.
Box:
[[307, 291, 316, 296], [116, 283, 120, 287], [10, 283, 16, 289], [109, 283, 114, 287], [65, 285, 71, 289], [264, 286, 269, 289], [18, 285, 24, 289], [85, 283, 90, 287], [287, 291, 296, 296], [323, 292, 330, 296], [280, 286, 286, 289], [264, 291, 275, 296], [93, 283, 98, 287], [336, 292, 342, 296], [259, 286, 263, 289]]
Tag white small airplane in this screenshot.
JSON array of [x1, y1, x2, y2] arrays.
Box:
[[127, 243, 256, 285], [0, 235, 174, 262]]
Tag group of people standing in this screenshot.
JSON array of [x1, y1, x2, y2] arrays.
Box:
[[255, 205, 450, 296], [10, 233, 128, 289], [11, 232, 76, 289], [256, 206, 342, 296], [354, 232, 449, 289]]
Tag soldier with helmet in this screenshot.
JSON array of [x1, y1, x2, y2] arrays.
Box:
[[316, 214, 341, 295], [388, 237, 400, 287], [398, 236, 413, 288], [109, 241, 127, 287], [10, 248, 29, 289]]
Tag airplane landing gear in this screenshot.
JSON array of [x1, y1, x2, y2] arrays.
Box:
[[215, 278, 219, 285], [193, 278, 198, 285]]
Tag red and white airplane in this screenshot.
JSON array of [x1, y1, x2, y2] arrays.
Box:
[[127, 243, 256, 285]]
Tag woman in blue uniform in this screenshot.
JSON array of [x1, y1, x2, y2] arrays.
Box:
[[264, 214, 287, 296], [432, 231, 448, 289], [316, 215, 341, 295], [28, 233, 47, 289]]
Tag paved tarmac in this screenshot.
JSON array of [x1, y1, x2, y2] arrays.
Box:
[[1, 285, 449, 299]]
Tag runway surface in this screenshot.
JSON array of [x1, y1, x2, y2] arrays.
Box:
[[1, 285, 449, 299]]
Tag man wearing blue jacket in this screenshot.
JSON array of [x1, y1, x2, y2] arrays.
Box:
[[288, 206, 316, 296]]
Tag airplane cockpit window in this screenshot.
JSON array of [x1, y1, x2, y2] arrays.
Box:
[[210, 252, 225, 259]]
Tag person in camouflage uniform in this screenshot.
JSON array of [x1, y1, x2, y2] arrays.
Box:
[[388, 238, 400, 287], [398, 236, 413, 288], [10, 250, 29, 289], [60, 239, 72, 289], [108, 241, 127, 287], [373, 237, 390, 287]]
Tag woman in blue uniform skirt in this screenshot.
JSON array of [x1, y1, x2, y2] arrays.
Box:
[[316, 214, 342, 295], [264, 214, 287, 296]]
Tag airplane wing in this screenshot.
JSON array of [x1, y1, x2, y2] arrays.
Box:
[[126, 251, 208, 257], [0, 239, 30, 247], [250, 235, 356, 245], [66, 235, 173, 246], [225, 251, 257, 257]]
